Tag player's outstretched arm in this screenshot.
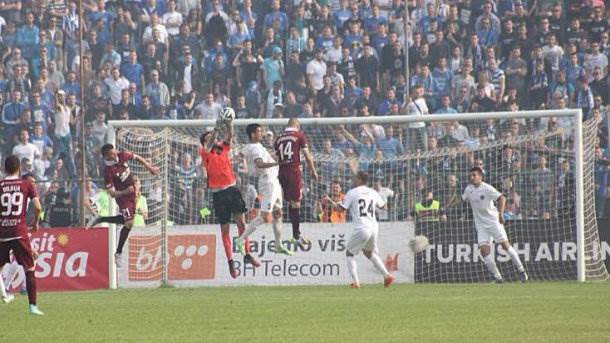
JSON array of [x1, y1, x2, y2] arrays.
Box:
[[224, 121, 234, 145], [133, 154, 160, 176], [339, 125, 360, 145], [254, 157, 278, 169], [497, 195, 506, 224]]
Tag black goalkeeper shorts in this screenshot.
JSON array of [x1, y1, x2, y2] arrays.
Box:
[[212, 186, 247, 224]]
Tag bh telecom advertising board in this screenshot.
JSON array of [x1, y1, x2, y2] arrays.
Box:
[[118, 223, 415, 288]]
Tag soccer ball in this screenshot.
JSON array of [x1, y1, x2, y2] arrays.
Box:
[[409, 235, 429, 253], [220, 107, 236, 122]]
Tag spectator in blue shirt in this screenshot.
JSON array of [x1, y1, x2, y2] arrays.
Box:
[[1, 90, 26, 147], [376, 125, 404, 159], [315, 26, 334, 50], [432, 57, 453, 98], [435, 95, 458, 114], [120, 50, 146, 90], [364, 5, 387, 33], [15, 12, 39, 60], [62, 71, 81, 97], [376, 89, 401, 116], [476, 18, 499, 49], [333, 0, 351, 32], [264, 0, 288, 34]]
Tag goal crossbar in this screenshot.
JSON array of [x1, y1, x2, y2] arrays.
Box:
[[109, 109, 580, 128]]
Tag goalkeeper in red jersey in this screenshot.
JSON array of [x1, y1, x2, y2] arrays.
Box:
[[199, 119, 260, 278], [274, 118, 318, 248]]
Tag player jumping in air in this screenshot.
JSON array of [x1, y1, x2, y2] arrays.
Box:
[[0, 155, 44, 315], [87, 144, 159, 268], [462, 167, 528, 283], [199, 120, 261, 279], [236, 124, 293, 256], [337, 172, 394, 288], [274, 118, 318, 249]]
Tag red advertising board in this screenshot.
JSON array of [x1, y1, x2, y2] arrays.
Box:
[[5, 228, 109, 291]]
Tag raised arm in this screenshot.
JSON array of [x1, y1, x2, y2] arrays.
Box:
[[133, 153, 160, 175], [340, 125, 360, 145], [224, 121, 234, 145]]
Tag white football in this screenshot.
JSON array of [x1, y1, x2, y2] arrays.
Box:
[[221, 107, 236, 121], [409, 235, 429, 253]]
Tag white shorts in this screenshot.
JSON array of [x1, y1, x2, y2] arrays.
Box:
[[476, 224, 508, 245], [347, 228, 378, 255], [259, 180, 283, 213]]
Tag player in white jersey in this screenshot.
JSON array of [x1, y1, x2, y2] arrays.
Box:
[[338, 172, 394, 288], [462, 167, 528, 283], [236, 124, 292, 255]]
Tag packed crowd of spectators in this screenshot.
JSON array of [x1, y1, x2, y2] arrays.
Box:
[[0, 0, 608, 226]]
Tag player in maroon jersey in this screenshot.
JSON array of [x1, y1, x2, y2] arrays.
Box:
[[0, 155, 43, 315], [274, 118, 318, 248], [87, 144, 159, 268]]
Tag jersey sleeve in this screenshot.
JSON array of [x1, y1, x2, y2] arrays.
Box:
[[486, 184, 502, 200], [250, 145, 265, 161], [120, 151, 134, 161], [339, 190, 353, 210], [299, 132, 308, 148], [375, 190, 386, 208], [27, 180, 38, 200]]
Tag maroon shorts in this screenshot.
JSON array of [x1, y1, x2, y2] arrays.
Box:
[[0, 237, 35, 270], [117, 194, 137, 221], [278, 167, 302, 203]]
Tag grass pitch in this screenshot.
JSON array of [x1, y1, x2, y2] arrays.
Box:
[[2, 282, 609, 343]]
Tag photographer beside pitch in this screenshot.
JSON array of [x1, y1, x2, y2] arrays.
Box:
[[199, 111, 261, 279], [462, 167, 528, 283]]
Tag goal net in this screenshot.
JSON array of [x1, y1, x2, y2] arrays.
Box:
[[109, 110, 608, 286]]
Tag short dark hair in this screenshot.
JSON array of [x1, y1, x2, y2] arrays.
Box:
[[356, 171, 369, 184], [246, 123, 261, 139], [22, 173, 37, 182], [200, 131, 213, 146], [4, 155, 20, 174], [470, 166, 484, 176], [101, 143, 114, 156]]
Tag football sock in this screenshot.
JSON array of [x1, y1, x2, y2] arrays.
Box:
[[221, 230, 232, 261], [288, 207, 301, 239], [97, 215, 125, 224], [347, 256, 359, 285], [237, 224, 250, 253], [240, 216, 264, 240], [272, 219, 282, 247], [5, 261, 19, 286], [0, 276, 8, 298], [369, 252, 390, 277], [25, 270, 37, 305], [506, 246, 525, 272], [483, 254, 502, 280], [116, 227, 131, 254]]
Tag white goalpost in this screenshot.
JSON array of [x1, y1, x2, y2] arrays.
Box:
[[107, 109, 608, 287]]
